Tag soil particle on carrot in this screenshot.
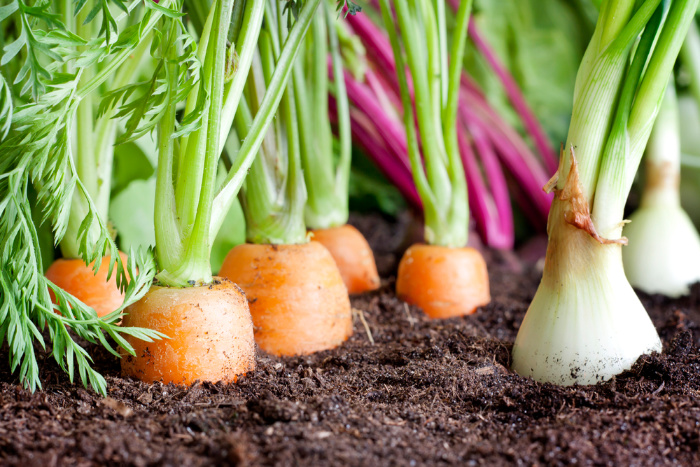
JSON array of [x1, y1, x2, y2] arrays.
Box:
[[120, 278, 255, 385], [1, 216, 700, 466]]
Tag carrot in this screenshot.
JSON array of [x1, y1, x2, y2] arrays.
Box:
[[45, 251, 130, 318], [396, 244, 490, 319], [120, 278, 255, 385], [219, 241, 352, 356], [311, 224, 380, 294]]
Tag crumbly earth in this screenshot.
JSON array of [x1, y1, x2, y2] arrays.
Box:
[[1, 214, 699, 466]]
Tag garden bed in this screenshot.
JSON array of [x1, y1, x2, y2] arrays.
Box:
[[1, 215, 699, 466]]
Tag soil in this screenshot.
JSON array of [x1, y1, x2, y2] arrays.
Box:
[[2, 214, 700, 466]]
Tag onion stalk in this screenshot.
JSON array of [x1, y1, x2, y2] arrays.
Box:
[[512, 0, 698, 385], [623, 81, 700, 297]]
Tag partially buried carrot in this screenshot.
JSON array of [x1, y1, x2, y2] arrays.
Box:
[[396, 244, 490, 319], [219, 241, 353, 356], [120, 278, 255, 385], [45, 251, 130, 318], [311, 224, 380, 294]]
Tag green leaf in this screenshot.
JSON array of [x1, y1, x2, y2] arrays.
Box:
[[144, 0, 186, 18], [111, 141, 155, 196], [111, 177, 156, 250], [0, 2, 18, 22]]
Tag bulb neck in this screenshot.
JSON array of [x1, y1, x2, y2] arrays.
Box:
[[543, 197, 624, 281], [640, 159, 680, 208], [512, 197, 662, 385]]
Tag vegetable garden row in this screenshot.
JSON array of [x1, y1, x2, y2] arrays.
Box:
[[2, 0, 700, 464]]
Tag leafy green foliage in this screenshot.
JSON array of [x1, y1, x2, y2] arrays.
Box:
[[99, 16, 204, 144], [335, 0, 361, 17], [73, 0, 129, 44], [1, 0, 66, 99], [0, 0, 174, 394], [0, 72, 12, 138]]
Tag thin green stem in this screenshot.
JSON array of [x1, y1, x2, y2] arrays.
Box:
[[216, 0, 265, 151], [442, 0, 472, 246], [61, 0, 98, 259], [299, 4, 348, 229], [377, 0, 436, 218], [680, 19, 700, 108], [209, 0, 322, 242], [379, 0, 468, 246], [179, 0, 215, 160], [177, 0, 235, 284], [238, 1, 307, 244], [592, 0, 697, 237], [154, 23, 183, 276], [398, 0, 450, 201], [328, 1, 351, 212]]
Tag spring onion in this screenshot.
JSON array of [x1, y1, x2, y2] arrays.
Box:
[[512, 0, 698, 385], [623, 81, 700, 297]]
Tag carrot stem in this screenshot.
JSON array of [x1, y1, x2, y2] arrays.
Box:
[[209, 0, 322, 241], [299, 4, 352, 230], [377, 0, 472, 247]]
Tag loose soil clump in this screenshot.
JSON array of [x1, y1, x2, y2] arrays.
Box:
[[1, 215, 699, 466]]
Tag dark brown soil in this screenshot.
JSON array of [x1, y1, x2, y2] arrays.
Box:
[[2, 216, 700, 466]]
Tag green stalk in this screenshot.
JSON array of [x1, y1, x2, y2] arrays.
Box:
[[680, 19, 700, 107], [377, 0, 470, 247], [209, 0, 322, 243], [60, 0, 96, 259], [175, 0, 264, 239], [593, 0, 696, 237], [154, 21, 184, 276], [329, 2, 352, 213], [179, 0, 215, 162], [217, 0, 266, 150], [157, 0, 319, 284], [238, 0, 307, 245], [397, 0, 450, 204], [378, 0, 437, 228], [157, 0, 235, 285], [558, 0, 662, 203], [442, 0, 471, 245], [299, 3, 350, 230]]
